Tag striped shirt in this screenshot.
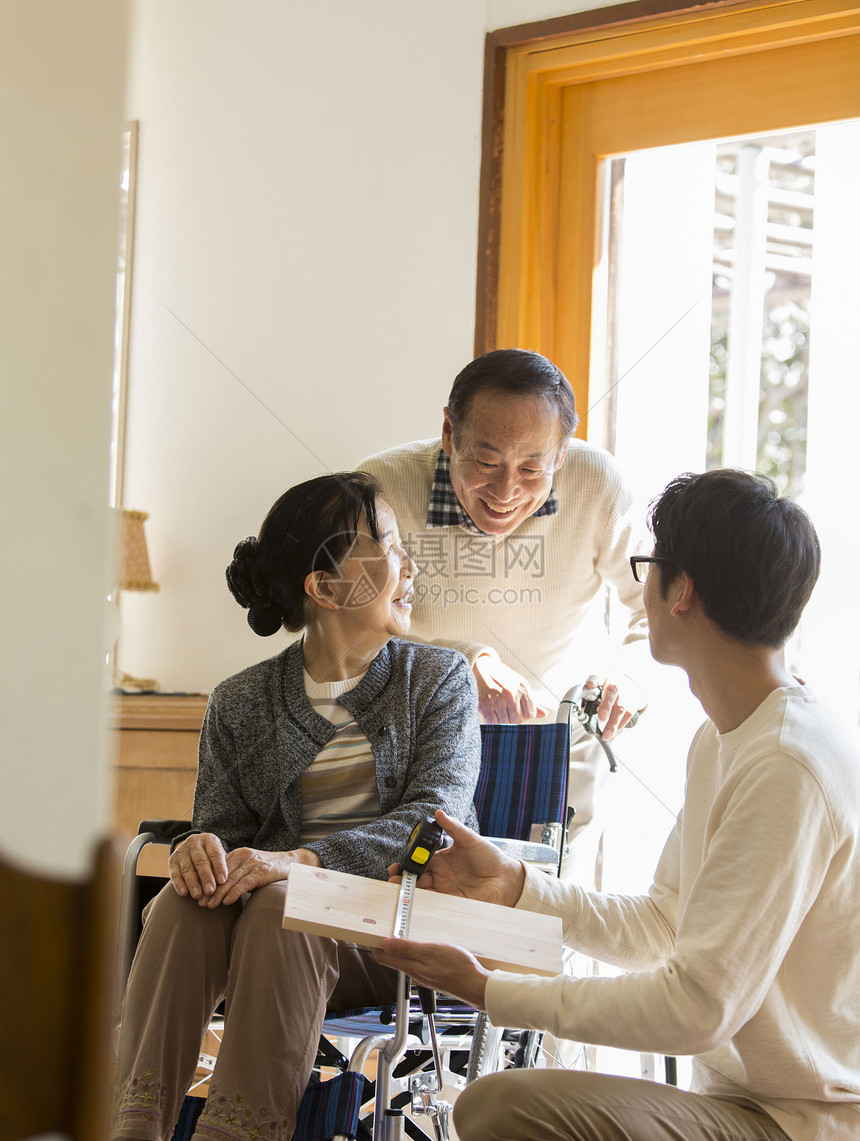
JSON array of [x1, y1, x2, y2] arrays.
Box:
[[299, 669, 380, 844]]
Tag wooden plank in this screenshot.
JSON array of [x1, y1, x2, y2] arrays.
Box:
[[283, 865, 563, 977]]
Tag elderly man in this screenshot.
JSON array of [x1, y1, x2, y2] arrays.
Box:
[[375, 470, 860, 1141], [360, 348, 648, 880]]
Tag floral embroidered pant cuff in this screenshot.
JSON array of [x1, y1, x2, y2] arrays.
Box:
[[112, 881, 396, 1141]]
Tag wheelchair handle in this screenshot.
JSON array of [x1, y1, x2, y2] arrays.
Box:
[[559, 684, 622, 773]]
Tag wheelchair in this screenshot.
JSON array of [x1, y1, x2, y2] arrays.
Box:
[[115, 686, 644, 1140]]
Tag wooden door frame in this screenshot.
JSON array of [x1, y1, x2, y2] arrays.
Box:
[[475, 0, 743, 355], [475, 0, 860, 428]]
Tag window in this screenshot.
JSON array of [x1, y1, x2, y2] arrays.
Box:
[[480, 3, 860, 895]]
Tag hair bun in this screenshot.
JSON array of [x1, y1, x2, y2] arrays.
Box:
[[226, 537, 284, 634], [225, 537, 260, 609], [246, 602, 283, 637]]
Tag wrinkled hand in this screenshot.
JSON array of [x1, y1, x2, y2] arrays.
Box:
[[169, 834, 321, 907], [474, 654, 549, 724], [583, 673, 646, 741], [388, 810, 525, 908], [373, 937, 490, 1010]]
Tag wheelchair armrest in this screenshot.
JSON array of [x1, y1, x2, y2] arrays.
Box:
[[137, 818, 189, 844], [121, 820, 187, 881], [485, 837, 561, 872]]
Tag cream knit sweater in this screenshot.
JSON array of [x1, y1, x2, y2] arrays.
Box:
[[360, 438, 648, 711], [486, 685, 860, 1141]]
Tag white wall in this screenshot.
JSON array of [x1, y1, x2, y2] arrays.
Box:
[[121, 0, 635, 694], [0, 0, 129, 873], [0, 0, 636, 869]]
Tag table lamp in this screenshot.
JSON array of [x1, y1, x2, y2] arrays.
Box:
[[115, 508, 159, 691]]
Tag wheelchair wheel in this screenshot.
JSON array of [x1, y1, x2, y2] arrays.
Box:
[[465, 1015, 504, 1081], [465, 1015, 543, 1082]]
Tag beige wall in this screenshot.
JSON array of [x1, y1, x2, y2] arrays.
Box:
[[0, 0, 631, 870], [0, 0, 129, 872], [120, 0, 632, 694]]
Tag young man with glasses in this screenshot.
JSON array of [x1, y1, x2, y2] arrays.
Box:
[[375, 469, 860, 1141]]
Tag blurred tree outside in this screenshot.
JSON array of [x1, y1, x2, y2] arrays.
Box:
[[708, 130, 814, 497]]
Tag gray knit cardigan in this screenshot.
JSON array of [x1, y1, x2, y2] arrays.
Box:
[[181, 637, 480, 880]]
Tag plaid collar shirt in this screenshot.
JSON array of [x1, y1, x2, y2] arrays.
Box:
[[425, 448, 559, 533]]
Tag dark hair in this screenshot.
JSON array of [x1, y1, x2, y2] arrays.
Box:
[[446, 349, 578, 446], [647, 469, 820, 648], [226, 472, 380, 636]]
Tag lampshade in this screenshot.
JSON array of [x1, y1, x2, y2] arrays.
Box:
[[118, 508, 159, 593]]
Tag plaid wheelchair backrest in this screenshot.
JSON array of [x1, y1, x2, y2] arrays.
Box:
[[474, 722, 570, 842]]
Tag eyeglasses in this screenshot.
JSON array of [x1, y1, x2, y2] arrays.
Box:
[[629, 555, 674, 584]]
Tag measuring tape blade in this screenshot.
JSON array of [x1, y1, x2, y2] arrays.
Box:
[[394, 870, 417, 939]]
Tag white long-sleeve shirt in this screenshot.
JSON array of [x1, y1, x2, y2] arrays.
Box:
[[360, 438, 648, 711], [486, 685, 860, 1140]]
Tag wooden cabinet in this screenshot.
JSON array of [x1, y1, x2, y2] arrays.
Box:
[[110, 694, 208, 876]]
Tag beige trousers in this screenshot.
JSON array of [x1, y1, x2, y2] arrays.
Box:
[[112, 881, 397, 1141], [453, 1070, 791, 1141]]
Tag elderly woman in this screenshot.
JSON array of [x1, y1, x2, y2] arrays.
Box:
[[112, 472, 480, 1141]]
